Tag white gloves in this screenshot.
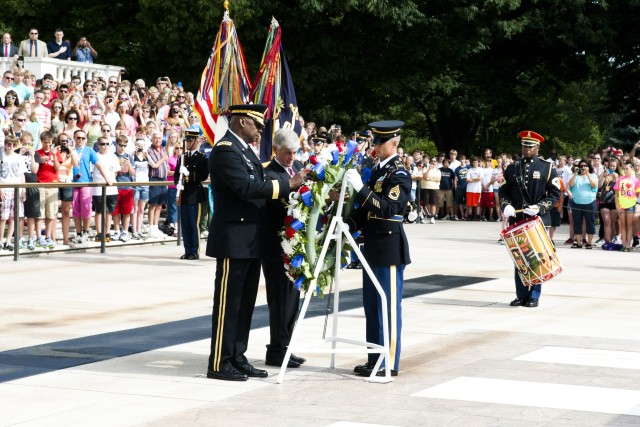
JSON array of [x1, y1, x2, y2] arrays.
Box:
[[523, 205, 540, 216], [344, 169, 363, 192], [180, 166, 190, 176], [503, 204, 516, 217], [176, 183, 184, 192]]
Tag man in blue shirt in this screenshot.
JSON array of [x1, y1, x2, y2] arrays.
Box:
[[73, 37, 97, 63], [47, 29, 72, 60]]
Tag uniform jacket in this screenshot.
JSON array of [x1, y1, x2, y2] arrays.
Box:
[[349, 155, 412, 266], [174, 150, 209, 205], [206, 130, 292, 259], [499, 156, 562, 225], [260, 159, 304, 262]]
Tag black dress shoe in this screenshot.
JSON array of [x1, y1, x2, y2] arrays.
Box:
[[353, 361, 375, 375], [234, 362, 268, 378], [525, 298, 539, 307], [186, 254, 199, 260], [290, 354, 306, 365], [206, 362, 248, 381], [509, 298, 526, 306], [265, 357, 301, 368], [180, 254, 188, 259], [356, 364, 398, 377]]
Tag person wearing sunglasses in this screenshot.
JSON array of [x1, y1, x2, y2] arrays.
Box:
[[18, 28, 47, 58], [0, 71, 15, 104], [71, 130, 112, 244], [62, 109, 82, 139], [2, 89, 20, 117], [111, 135, 136, 243]]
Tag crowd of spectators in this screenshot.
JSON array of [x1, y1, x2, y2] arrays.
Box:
[[0, 44, 203, 251], [291, 122, 640, 253], [1, 30, 639, 255]]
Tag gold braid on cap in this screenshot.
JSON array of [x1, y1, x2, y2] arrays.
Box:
[[371, 127, 401, 135], [233, 109, 265, 126]]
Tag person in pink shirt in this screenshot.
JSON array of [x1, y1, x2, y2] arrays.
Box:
[[614, 162, 640, 252], [32, 90, 51, 132]]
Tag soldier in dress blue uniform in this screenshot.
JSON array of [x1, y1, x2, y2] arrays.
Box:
[[261, 128, 307, 369], [205, 104, 305, 381], [344, 120, 412, 377], [499, 130, 562, 308], [174, 129, 208, 260]]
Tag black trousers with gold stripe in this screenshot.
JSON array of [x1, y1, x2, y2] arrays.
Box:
[[208, 258, 261, 372]]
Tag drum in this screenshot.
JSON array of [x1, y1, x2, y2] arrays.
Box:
[[500, 216, 562, 287]]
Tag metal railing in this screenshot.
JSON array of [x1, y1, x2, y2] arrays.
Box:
[[0, 180, 195, 261]]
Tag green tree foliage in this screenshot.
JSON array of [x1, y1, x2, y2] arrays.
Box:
[[1, 0, 638, 156]]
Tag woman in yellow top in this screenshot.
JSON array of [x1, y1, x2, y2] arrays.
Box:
[[613, 162, 640, 252]]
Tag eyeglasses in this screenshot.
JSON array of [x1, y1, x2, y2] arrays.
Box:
[[53, 105, 62, 109], [60, 90, 68, 93], [75, 136, 87, 140], [59, 140, 69, 143], [174, 147, 183, 150], [68, 117, 78, 121], [99, 143, 110, 146], [4, 77, 14, 81], [30, 32, 38, 35], [177, 95, 185, 99], [15, 118, 26, 122], [117, 144, 127, 148]]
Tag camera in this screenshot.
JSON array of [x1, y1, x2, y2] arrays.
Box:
[[60, 145, 69, 154], [136, 147, 143, 152], [74, 173, 82, 180]]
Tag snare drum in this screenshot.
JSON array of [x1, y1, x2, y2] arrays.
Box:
[[500, 216, 562, 287]]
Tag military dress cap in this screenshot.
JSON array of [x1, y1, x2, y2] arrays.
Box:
[[356, 131, 369, 143], [228, 104, 268, 127], [184, 129, 200, 139], [310, 131, 331, 144], [519, 130, 545, 146], [369, 120, 405, 144]]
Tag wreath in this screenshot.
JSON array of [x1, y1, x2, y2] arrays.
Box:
[[280, 139, 360, 296]]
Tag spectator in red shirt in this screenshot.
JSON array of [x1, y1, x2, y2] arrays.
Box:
[[35, 131, 62, 247]]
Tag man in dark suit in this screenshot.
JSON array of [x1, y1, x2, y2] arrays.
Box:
[[175, 129, 209, 260], [499, 130, 561, 308], [206, 105, 305, 381], [261, 128, 307, 369], [344, 120, 412, 377], [1, 33, 18, 58]]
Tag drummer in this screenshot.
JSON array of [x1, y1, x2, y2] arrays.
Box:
[[499, 131, 562, 307]]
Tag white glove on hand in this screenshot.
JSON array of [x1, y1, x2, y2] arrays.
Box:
[[523, 205, 540, 216], [176, 183, 184, 192], [179, 166, 190, 177], [344, 169, 363, 192], [503, 204, 516, 217]]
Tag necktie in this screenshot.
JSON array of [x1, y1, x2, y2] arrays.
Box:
[[4, 45, 7, 57], [30, 41, 36, 57], [287, 167, 295, 177]]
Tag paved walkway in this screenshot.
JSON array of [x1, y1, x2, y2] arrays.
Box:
[[1, 220, 638, 426]]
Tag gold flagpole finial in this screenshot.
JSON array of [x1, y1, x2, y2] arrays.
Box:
[[224, 0, 229, 13]]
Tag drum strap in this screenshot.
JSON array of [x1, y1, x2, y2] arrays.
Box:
[[514, 160, 534, 206]]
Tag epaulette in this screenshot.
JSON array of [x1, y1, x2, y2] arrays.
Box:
[[216, 141, 233, 147], [262, 160, 271, 168]]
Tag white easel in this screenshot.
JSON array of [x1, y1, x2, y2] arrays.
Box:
[[276, 179, 393, 384]]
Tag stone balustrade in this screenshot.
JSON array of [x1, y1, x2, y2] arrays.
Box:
[[0, 56, 124, 81]]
